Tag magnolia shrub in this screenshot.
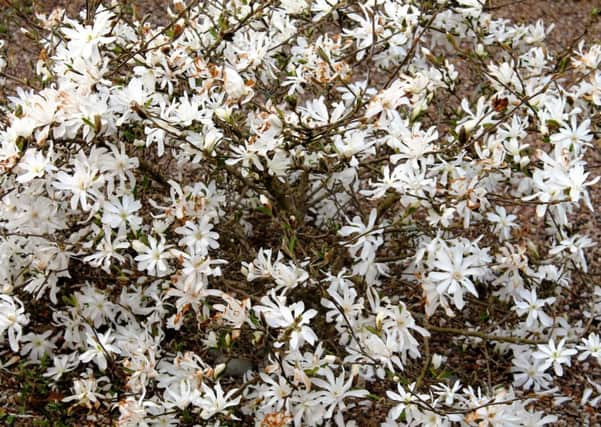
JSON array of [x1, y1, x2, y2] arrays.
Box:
[[0, 0, 600, 425]]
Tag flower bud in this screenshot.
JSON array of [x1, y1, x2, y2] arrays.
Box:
[[223, 67, 251, 101], [214, 363, 226, 379]]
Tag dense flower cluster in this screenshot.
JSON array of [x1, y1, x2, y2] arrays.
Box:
[[0, 0, 600, 425]]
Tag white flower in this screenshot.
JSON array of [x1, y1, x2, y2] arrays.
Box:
[[16, 149, 56, 183], [76, 285, 115, 328], [513, 288, 555, 328], [254, 291, 318, 350], [386, 382, 421, 423], [321, 282, 363, 326], [117, 396, 158, 427], [578, 333, 601, 363], [281, 0, 308, 14], [0, 294, 28, 352], [101, 195, 142, 232], [133, 236, 173, 276], [20, 330, 55, 361], [242, 248, 276, 281], [511, 353, 552, 391], [456, 96, 495, 134], [486, 206, 517, 241], [53, 162, 104, 211], [61, 6, 116, 62], [164, 379, 201, 410], [44, 355, 79, 381], [520, 410, 558, 427], [79, 329, 120, 371], [549, 234, 595, 273], [533, 338, 577, 376], [266, 150, 291, 178], [549, 116, 593, 156], [197, 382, 241, 420], [338, 208, 382, 259], [258, 373, 293, 412], [428, 244, 482, 310], [174, 218, 220, 255], [365, 80, 410, 119], [225, 141, 264, 175], [456, 0, 483, 17], [63, 373, 106, 409], [312, 368, 368, 419], [83, 232, 129, 273], [432, 380, 461, 406]]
